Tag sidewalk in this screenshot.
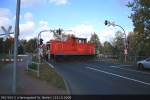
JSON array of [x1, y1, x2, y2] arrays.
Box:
[[0, 55, 67, 95], [0, 63, 13, 94]]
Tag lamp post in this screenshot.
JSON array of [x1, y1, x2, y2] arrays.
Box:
[[104, 20, 127, 63]]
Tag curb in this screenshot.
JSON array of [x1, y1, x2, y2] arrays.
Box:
[[45, 61, 54, 69], [62, 76, 72, 95], [45, 61, 71, 95]]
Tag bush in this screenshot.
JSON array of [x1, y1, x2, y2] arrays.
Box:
[[28, 63, 38, 70]]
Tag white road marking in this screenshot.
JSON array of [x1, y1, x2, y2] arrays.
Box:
[[115, 65, 133, 67], [86, 67, 150, 86], [109, 66, 150, 75], [84, 62, 150, 76]]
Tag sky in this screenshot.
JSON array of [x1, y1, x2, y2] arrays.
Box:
[[0, 0, 133, 43]]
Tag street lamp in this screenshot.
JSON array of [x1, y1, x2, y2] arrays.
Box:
[[104, 20, 127, 63]]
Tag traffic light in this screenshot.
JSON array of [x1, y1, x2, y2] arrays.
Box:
[[56, 28, 62, 35], [40, 39, 43, 45], [104, 20, 108, 25]]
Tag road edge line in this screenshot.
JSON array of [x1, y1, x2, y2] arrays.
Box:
[[110, 66, 150, 75], [86, 67, 150, 86]]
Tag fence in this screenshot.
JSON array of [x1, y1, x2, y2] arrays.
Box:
[[27, 55, 40, 77], [96, 54, 149, 65]]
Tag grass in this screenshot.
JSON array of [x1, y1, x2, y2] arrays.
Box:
[[27, 63, 66, 89]]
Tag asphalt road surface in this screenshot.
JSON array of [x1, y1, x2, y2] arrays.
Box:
[[50, 60, 150, 95]]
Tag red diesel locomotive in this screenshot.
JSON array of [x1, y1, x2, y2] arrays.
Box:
[[45, 29, 95, 61]]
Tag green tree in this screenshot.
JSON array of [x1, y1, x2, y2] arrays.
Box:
[[89, 33, 102, 54], [5, 38, 14, 54], [127, 32, 139, 56], [0, 38, 14, 54], [24, 38, 37, 53], [18, 45, 25, 54], [0, 38, 4, 53], [112, 31, 124, 56], [103, 41, 113, 55], [127, 0, 150, 56]]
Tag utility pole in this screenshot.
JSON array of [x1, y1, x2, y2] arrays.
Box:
[[104, 20, 127, 63], [12, 0, 20, 94], [115, 24, 127, 63]]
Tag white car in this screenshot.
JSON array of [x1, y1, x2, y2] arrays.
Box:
[[137, 57, 150, 70]]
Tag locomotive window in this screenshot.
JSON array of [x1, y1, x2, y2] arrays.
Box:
[[79, 40, 82, 43], [47, 46, 50, 50]]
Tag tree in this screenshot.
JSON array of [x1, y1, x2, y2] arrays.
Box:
[[0, 37, 14, 54], [112, 31, 124, 56], [0, 38, 4, 53], [127, 0, 150, 56], [5, 38, 14, 54], [24, 38, 37, 53], [103, 41, 113, 55], [18, 45, 25, 54], [127, 32, 139, 56], [89, 33, 102, 54]]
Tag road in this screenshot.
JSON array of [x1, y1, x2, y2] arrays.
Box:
[[0, 63, 13, 94], [0, 55, 31, 94], [0, 54, 67, 94], [50, 60, 150, 95]]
